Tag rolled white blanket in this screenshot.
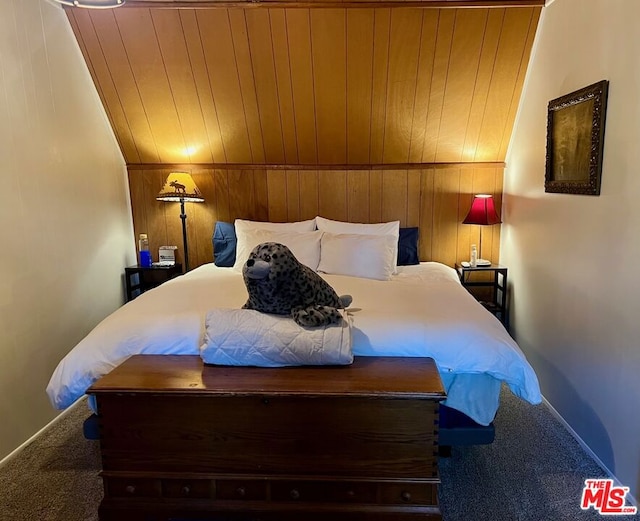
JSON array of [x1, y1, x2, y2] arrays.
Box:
[[200, 308, 353, 367]]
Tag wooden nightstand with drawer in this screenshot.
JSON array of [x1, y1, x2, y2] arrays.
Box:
[[88, 355, 446, 521]]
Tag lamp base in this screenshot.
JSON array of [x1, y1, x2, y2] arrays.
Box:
[[475, 259, 492, 267]]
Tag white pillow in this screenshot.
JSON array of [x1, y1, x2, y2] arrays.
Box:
[[315, 216, 399, 238], [318, 233, 397, 281], [235, 218, 316, 233], [233, 229, 322, 272], [315, 216, 400, 273]]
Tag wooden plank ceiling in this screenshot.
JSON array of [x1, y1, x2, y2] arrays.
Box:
[[66, 2, 541, 167]]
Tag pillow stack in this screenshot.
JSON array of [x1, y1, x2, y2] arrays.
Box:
[[232, 219, 320, 272], [315, 216, 399, 281], [213, 216, 419, 281]]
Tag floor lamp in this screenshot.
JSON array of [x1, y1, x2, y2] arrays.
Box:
[[157, 172, 204, 272], [462, 194, 502, 266]]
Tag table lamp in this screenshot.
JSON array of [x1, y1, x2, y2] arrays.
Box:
[[462, 194, 501, 266]]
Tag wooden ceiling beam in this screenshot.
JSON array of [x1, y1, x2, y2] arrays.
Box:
[[111, 0, 545, 9], [126, 162, 506, 171]]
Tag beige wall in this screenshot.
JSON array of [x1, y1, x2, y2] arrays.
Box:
[[503, 0, 640, 501], [0, 0, 135, 460]]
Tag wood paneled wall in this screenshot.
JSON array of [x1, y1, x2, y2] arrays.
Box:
[[68, 6, 540, 165], [129, 166, 503, 269]]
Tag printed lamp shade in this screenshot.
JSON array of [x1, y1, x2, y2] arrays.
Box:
[[157, 172, 204, 203]]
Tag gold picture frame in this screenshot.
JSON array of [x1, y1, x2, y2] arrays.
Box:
[[545, 80, 609, 195]]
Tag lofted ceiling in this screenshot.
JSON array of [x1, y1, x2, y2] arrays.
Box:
[[65, 0, 542, 167]]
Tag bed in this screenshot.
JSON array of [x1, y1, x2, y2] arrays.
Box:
[[46, 216, 541, 430]]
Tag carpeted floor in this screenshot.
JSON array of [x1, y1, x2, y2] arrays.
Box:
[[0, 399, 102, 521], [438, 389, 638, 520], [0, 388, 637, 521]]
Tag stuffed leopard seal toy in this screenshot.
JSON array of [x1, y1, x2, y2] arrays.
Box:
[[242, 242, 352, 328]]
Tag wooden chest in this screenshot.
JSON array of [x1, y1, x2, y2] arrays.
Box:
[[88, 355, 446, 521]]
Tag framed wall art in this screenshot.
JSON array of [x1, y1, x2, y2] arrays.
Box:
[[545, 80, 609, 195]]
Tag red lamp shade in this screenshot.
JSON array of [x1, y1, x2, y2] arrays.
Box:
[[462, 194, 501, 226]]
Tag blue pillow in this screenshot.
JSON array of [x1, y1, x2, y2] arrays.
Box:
[[212, 221, 237, 267], [397, 227, 419, 265]]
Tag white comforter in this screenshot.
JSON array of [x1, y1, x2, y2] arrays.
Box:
[[46, 262, 541, 425]]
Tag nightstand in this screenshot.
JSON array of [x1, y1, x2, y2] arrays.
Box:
[[456, 264, 508, 329], [124, 264, 183, 302]]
